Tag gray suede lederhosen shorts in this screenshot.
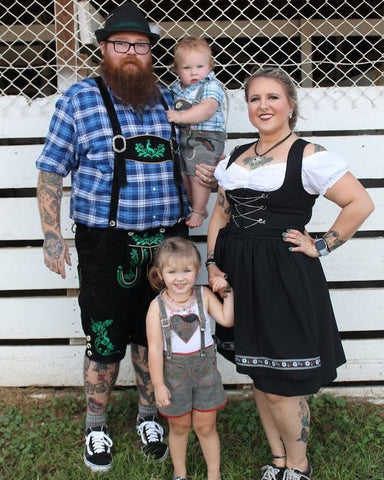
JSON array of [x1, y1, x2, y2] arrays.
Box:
[[179, 128, 226, 176], [158, 345, 227, 418]]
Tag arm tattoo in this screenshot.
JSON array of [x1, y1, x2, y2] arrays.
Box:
[[37, 171, 63, 231], [40, 171, 63, 188], [44, 231, 64, 259], [313, 143, 327, 153], [42, 204, 59, 227], [323, 230, 345, 252], [207, 249, 214, 259], [218, 190, 232, 215], [218, 191, 226, 207]]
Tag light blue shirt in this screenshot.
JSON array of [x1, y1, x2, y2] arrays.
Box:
[[170, 71, 226, 131]]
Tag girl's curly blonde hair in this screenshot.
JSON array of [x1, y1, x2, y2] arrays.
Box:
[[148, 236, 201, 292]]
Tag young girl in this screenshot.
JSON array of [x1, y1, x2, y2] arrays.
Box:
[[166, 37, 227, 228], [146, 236, 233, 480]]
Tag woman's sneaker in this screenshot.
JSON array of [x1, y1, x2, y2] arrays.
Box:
[[83, 425, 113, 472], [136, 415, 169, 461], [260, 463, 286, 480], [283, 460, 313, 480]]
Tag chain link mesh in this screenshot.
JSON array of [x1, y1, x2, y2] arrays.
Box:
[[0, 0, 383, 105]]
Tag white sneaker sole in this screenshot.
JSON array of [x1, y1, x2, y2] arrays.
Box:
[[83, 455, 112, 472]]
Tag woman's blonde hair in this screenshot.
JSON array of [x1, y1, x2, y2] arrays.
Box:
[[172, 36, 214, 72], [148, 236, 201, 292], [244, 67, 299, 129]]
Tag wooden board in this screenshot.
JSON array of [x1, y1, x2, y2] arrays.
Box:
[[0, 237, 383, 290], [0, 186, 381, 241], [1, 289, 383, 341], [1, 136, 383, 192], [0, 339, 382, 387], [1, 89, 384, 138]]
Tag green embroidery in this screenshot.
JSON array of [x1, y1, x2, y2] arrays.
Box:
[[117, 265, 139, 287], [91, 319, 120, 356], [131, 248, 141, 266], [130, 231, 165, 246], [116, 232, 165, 288], [135, 138, 165, 159]]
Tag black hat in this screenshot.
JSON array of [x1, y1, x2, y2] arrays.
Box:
[[95, 2, 160, 45]]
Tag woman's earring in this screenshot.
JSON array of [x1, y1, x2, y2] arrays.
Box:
[[289, 111, 293, 119]]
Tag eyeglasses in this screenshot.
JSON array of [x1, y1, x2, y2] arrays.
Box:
[[104, 40, 151, 55]]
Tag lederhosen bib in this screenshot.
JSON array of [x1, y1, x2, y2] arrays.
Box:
[[174, 81, 206, 112]]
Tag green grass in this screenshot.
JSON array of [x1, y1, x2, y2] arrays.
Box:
[[0, 388, 383, 479]]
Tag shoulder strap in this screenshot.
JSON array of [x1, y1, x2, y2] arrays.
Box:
[[193, 81, 208, 104], [158, 91, 185, 219], [157, 294, 173, 359], [286, 138, 309, 185], [195, 286, 207, 357], [226, 141, 254, 169], [158, 92, 182, 185], [195, 78, 230, 131], [94, 76, 126, 228]]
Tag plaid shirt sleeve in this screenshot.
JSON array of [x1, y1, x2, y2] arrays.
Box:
[[36, 84, 82, 176]]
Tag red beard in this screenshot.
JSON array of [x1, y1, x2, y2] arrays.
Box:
[[100, 55, 159, 109]]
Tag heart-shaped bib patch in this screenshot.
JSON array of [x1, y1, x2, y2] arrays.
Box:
[[170, 313, 199, 342]]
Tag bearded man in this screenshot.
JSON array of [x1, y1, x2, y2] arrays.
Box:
[[36, 2, 190, 473]]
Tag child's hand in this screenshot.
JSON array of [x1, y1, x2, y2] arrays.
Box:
[[154, 384, 171, 408], [211, 275, 232, 298], [166, 109, 181, 124], [196, 163, 217, 187]]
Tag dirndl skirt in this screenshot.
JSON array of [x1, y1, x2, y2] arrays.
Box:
[[214, 225, 346, 396]]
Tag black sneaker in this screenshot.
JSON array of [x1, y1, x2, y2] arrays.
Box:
[[83, 425, 113, 472], [136, 415, 169, 462], [283, 460, 313, 480], [260, 463, 286, 480]]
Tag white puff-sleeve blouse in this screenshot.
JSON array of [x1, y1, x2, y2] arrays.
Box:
[[215, 150, 348, 196]]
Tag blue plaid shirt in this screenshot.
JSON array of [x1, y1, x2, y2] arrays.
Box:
[[170, 71, 225, 131], [36, 78, 188, 230]]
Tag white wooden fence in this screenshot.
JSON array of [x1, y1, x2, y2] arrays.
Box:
[[1, 87, 383, 400]]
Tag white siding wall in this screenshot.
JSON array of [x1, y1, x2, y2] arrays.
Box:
[[0, 88, 383, 400]]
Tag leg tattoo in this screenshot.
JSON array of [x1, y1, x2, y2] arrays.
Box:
[[297, 398, 310, 444], [131, 343, 155, 406], [83, 357, 119, 413]]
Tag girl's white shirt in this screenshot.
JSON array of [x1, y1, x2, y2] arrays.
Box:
[[215, 150, 348, 196]]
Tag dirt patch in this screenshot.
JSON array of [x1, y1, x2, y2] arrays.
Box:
[[0, 387, 83, 409]]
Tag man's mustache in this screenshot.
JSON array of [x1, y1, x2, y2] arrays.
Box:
[[120, 57, 141, 68]]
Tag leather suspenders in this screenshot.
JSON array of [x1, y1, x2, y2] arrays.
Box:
[[94, 76, 184, 228], [157, 287, 207, 359]]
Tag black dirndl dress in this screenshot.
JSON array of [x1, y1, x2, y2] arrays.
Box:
[[214, 139, 346, 396]]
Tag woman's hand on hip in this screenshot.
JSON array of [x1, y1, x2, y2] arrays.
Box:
[[282, 228, 319, 257]]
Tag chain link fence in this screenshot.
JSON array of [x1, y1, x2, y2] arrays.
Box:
[[1, 0, 383, 105]]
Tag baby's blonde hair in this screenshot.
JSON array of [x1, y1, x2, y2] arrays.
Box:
[[148, 236, 201, 292], [172, 36, 214, 72]]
